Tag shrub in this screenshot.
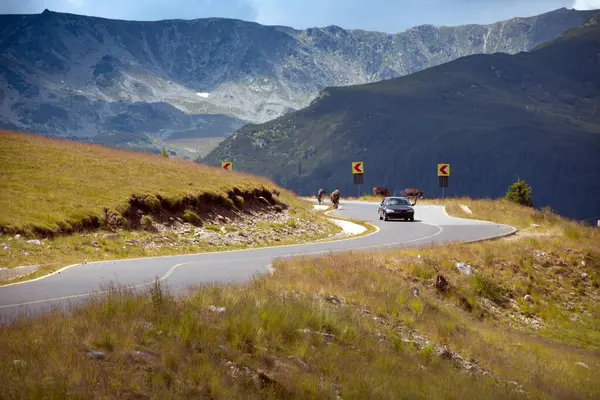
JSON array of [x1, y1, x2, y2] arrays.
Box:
[[161, 148, 169, 158], [140, 194, 161, 211], [471, 275, 507, 306], [141, 215, 154, 231], [233, 195, 244, 208], [505, 178, 533, 207], [183, 210, 203, 226], [274, 205, 283, 213], [218, 195, 234, 210]]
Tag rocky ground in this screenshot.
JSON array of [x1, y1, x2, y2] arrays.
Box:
[[0, 206, 348, 282]]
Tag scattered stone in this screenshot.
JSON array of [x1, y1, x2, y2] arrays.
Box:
[[86, 350, 105, 360], [219, 345, 228, 352], [456, 262, 472, 275], [411, 286, 420, 297], [91, 241, 99, 247], [460, 204, 473, 214], [136, 321, 154, 330], [288, 355, 311, 371], [326, 295, 343, 305], [26, 239, 42, 245], [0, 265, 40, 282], [257, 197, 272, 207], [208, 305, 226, 313], [14, 234, 21, 240], [12, 360, 27, 367], [524, 295, 533, 304], [580, 272, 589, 281], [575, 362, 590, 369], [435, 275, 449, 293], [22, 251, 30, 256], [133, 351, 155, 360]]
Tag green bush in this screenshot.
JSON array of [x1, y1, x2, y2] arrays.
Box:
[[233, 195, 244, 208], [141, 215, 154, 231], [161, 148, 169, 158], [218, 195, 234, 210], [183, 210, 203, 226], [505, 178, 533, 207]]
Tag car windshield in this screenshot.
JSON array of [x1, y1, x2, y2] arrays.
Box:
[[387, 198, 409, 206]]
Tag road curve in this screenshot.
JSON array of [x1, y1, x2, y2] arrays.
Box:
[[0, 200, 515, 322]]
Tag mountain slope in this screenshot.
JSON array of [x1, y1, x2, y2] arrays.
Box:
[[0, 8, 596, 153], [202, 21, 600, 224]]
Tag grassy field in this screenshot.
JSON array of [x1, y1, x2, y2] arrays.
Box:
[[1, 195, 598, 398], [0, 131, 343, 279]]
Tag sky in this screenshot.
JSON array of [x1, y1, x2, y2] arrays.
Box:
[[0, 0, 599, 33]]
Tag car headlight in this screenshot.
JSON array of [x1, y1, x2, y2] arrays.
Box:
[[386, 209, 394, 213]]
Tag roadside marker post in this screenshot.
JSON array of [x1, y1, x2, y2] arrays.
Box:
[[438, 163, 450, 199], [352, 162, 364, 198], [221, 161, 232, 171]]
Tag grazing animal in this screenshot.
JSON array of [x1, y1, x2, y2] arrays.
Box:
[[373, 186, 391, 197], [317, 188, 326, 204], [330, 189, 340, 209], [405, 188, 424, 205]]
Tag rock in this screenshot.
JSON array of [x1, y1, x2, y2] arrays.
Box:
[[136, 321, 154, 330], [575, 362, 590, 369], [133, 351, 155, 360], [86, 350, 105, 359], [456, 262, 472, 275], [103, 233, 119, 240], [524, 295, 533, 304], [435, 275, 449, 293], [580, 272, 589, 281], [91, 241, 99, 247], [257, 196, 272, 207], [326, 295, 343, 305], [12, 360, 27, 367], [411, 286, 420, 297], [26, 239, 42, 245], [208, 305, 226, 313], [253, 370, 275, 389], [14, 234, 21, 240], [22, 251, 30, 256], [219, 345, 228, 352], [288, 355, 311, 371]]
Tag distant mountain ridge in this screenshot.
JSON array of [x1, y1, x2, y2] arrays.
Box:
[[201, 20, 600, 224], [0, 7, 597, 152]]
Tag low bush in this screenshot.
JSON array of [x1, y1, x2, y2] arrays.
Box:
[[182, 210, 203, 226]]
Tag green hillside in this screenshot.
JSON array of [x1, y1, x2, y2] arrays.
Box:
[[201, 20, 600, 224]]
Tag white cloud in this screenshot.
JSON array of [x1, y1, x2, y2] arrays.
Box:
[[67, 0, 85, 8], [572, 0, 600, 9]]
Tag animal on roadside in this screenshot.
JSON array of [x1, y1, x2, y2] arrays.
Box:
[[317, 188, 326, 204], [330, 189, 340, 209], [405, 188, 424, 205], [373, 186, 391, 197]]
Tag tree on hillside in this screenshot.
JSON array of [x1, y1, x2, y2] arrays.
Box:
[[161, 148, 169, 158], [505, 178, 533, 207]]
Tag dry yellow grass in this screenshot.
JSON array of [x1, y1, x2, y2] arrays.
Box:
[[0, 131, 345, 279], [1, 196, 598, 398], [0, 131, 304, 235]]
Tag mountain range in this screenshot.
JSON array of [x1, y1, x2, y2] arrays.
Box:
[[202, 17, 600, 224], [0, 7, 597, 157]]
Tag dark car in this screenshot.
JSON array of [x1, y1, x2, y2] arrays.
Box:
[[378, 197, 415, 221]]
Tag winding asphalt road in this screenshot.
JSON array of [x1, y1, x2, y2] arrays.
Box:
[[0, 200, 515, 323]]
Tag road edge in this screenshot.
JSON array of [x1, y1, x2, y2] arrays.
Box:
[[0, 204, 379, 288]]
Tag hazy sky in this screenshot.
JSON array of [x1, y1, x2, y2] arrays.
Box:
[[1, 0, 599, 33]]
